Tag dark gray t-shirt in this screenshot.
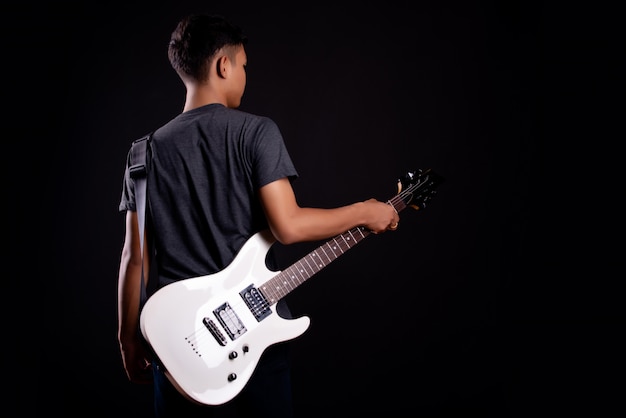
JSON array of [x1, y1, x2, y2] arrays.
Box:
[[119, 103, 298, 294]]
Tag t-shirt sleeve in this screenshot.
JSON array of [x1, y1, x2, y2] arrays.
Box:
[[118, 147, 137, 212], [250, 117, 298, 189]]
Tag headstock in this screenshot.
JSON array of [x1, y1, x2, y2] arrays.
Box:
[[389, 168, 444, 212]]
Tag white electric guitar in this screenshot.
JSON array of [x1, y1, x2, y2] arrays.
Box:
[[140, 168, 443, 405]]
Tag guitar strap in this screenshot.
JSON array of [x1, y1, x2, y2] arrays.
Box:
[[129, 132, 153, 304]]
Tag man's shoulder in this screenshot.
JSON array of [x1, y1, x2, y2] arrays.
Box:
[[229, 107, 274, 125], [162, 104, 279, 137]]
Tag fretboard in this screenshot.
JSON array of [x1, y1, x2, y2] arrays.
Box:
[[259, 226, 371, 304]]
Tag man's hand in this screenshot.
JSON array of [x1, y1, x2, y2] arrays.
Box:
[[119, 335, 153, 384]]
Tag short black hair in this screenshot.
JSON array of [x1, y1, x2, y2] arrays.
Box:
[[168, 14, 248, 82]]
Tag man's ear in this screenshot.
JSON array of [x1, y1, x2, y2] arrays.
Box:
[[216, 55, 228, 79]]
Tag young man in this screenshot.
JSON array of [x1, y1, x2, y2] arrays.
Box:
[[117, 13, 400, 417]]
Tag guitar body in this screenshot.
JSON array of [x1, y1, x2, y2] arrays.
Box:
[[140, 229, 310, 406]]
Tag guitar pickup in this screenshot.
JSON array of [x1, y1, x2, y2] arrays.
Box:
[[213, 302, 247, 340], [240, 284, 272, 322]]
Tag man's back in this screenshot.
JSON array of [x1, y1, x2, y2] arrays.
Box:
[[144, 103, 298, 289]]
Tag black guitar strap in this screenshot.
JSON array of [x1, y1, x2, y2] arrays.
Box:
[[129, 132, 153, 304]]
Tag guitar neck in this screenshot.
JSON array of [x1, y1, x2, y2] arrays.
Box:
[[259, 226, 372, 304], [258, 190, 409, 304], [255, 168, 443, 306]]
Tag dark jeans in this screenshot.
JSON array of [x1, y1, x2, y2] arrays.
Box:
[[153, 342, 294, 418]]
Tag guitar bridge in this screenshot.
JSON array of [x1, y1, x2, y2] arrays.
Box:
[[240, 284, 272, 321], [202, 317, 227, 346]]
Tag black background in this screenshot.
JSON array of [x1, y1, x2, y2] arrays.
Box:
[[32, 1, 623, 416]]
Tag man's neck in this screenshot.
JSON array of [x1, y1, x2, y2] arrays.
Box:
[[182, 85, 227, 112]]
